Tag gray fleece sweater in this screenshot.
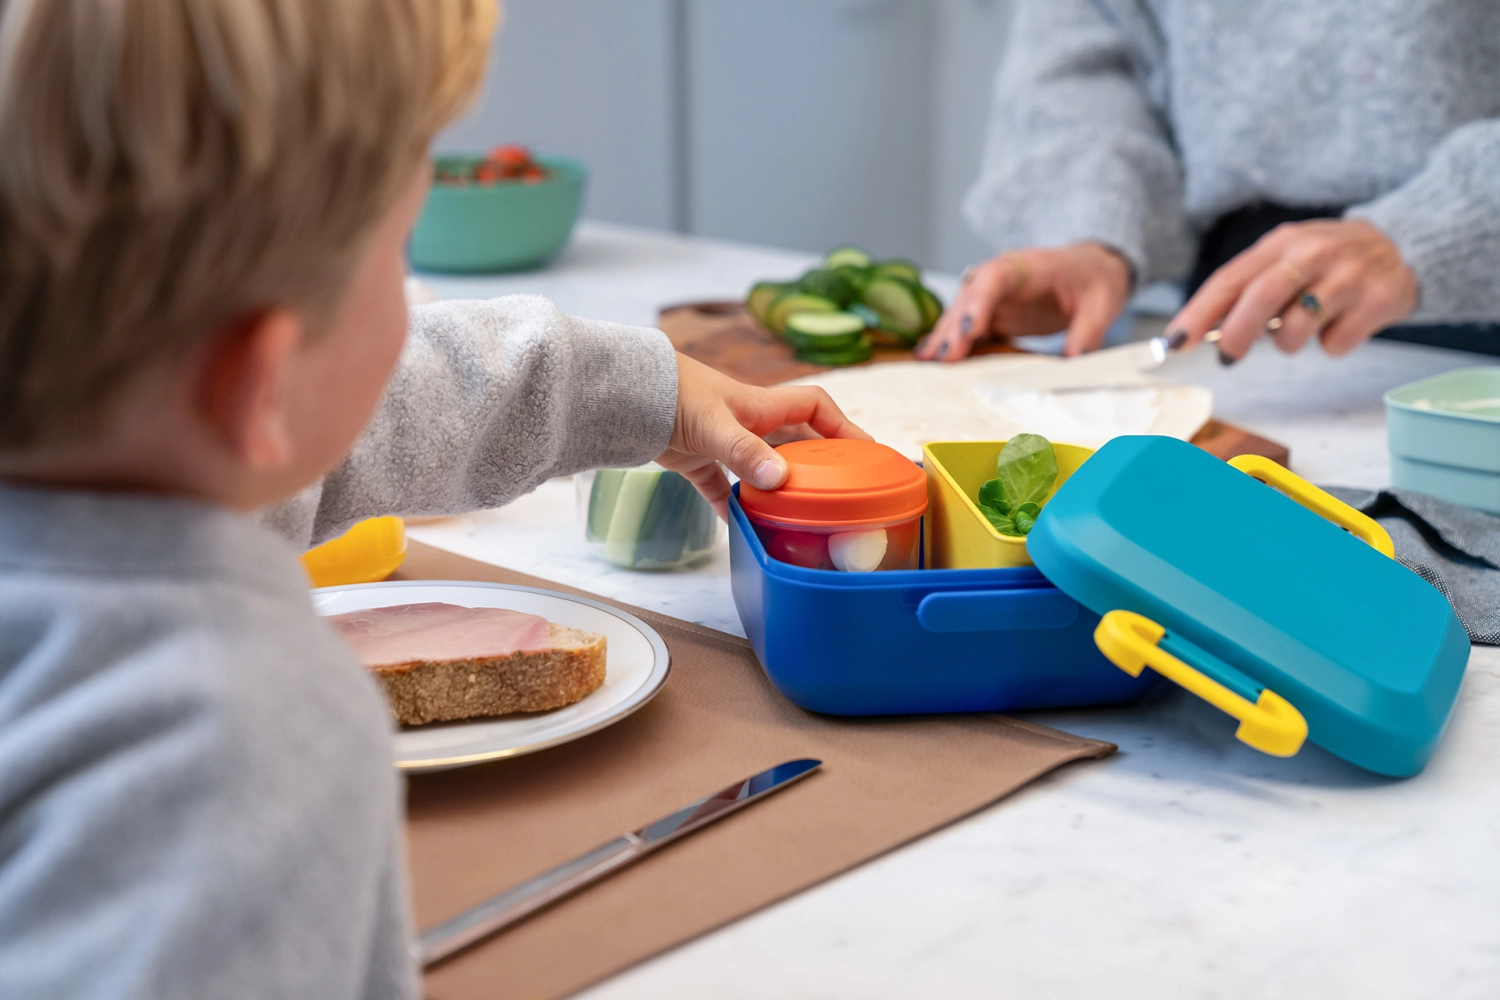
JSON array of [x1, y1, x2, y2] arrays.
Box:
[[0, 298, 678, 998], [965, 0, 1500, 321]]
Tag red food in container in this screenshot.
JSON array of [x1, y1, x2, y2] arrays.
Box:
[[739, 439, 927, 572]]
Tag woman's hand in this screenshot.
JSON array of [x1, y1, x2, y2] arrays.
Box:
[[658, 353, 871, 517], [915, 242, 1133, 362], [1170, 219, 1419, 363]]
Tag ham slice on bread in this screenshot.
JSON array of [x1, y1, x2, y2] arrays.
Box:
[[327, 602, 606, 725]]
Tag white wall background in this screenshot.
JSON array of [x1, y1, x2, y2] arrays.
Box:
[[436, 0, 1012, 273]]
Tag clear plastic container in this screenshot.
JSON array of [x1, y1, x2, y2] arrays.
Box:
[[738, 439, 927, 572], [743, 513, 920, 572], [577, 464, 720, 570]]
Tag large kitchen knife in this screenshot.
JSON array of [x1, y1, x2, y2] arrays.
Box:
[[413, 757, 823, 967]]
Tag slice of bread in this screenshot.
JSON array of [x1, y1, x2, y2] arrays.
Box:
[[371, 623, 606, 726]]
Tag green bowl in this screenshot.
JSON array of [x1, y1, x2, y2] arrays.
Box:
[[408, 155, 585, 273]]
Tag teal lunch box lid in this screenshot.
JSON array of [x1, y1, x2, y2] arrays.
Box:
[[1027, 436, 1470, 777]]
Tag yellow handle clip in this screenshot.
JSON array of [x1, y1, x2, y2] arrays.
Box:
[[1228, 454, 1394, 559], [1095, 610, 1308, 757]]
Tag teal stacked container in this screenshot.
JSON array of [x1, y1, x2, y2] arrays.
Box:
[[1385, 367, 1500, 513]]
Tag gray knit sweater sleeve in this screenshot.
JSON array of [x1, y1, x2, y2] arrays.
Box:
[[260, 295, 679, 550], [1346, 120, 1500, 322], [962, 0, 1195, 284]]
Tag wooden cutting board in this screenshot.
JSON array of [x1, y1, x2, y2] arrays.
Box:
[[660, 301, 1290, 465]]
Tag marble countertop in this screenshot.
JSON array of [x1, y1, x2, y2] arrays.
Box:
[[409, 222, 1500, 999]]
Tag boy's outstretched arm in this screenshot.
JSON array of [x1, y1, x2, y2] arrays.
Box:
[[260, 296, 866, 549]]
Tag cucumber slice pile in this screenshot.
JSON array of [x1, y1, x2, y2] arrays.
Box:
[[744, 244, 945, 359], [784, 310, 865, 347], [823, 246, 872, 270], [766, 292, 838, 335], [585, 466, 719, 570], [784, 311, 872, 364], [798, 335, 873, 366]]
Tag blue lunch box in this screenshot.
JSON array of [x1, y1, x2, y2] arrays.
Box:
[[727, 486, 1160, 716], [1029, 436, 1470, 777]]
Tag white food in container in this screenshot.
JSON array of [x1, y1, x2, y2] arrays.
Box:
[[828, 529, 888, 573]]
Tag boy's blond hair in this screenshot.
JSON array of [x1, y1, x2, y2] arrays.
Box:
[[0, 0, 496, 450]]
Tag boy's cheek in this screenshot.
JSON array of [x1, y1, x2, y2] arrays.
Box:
[[278, 166, 422, 485]]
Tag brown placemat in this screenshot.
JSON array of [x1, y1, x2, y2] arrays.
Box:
[[659, 301, 1290, 466], [395, 542, 1114, 999]]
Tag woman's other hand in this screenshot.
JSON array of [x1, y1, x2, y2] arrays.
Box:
[[915, 242, 1133, 362], [1169, 219, 1419, 364]]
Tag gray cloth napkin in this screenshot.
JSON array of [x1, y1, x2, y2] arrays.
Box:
[[1326, 486, 1500, 644]]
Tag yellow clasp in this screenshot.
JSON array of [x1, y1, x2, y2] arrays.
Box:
[[1228, 454, 1394, 559], [1094, 610, 1308, 757]]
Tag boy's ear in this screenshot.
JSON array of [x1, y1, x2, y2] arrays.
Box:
[[195, 309, 305, 471]]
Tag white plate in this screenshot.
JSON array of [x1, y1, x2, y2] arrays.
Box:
[[313, 580, 671, 773]]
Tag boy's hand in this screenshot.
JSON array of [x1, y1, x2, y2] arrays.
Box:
[[658, 354, 872, 516]]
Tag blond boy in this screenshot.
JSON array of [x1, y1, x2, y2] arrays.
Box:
[[0, 1, 863, 996]]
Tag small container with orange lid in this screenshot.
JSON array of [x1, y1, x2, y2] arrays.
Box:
[[738, 439, 927, 572]]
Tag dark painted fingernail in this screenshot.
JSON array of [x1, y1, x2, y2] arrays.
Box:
[[959, 314, 974, 337], [1218, 348, 1238, 367], [936, 341, 951, 360], [1166, 329, 1188, 350]]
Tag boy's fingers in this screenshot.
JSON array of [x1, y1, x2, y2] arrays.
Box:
[[707, 418, 790, 491], [673, 460, 733, 519], [785, 387, 872, 442], [740, 385, 869, 443]]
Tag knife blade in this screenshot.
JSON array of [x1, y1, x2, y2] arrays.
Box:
[[413, 757, 823, 967]]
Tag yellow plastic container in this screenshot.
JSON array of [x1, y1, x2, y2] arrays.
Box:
[[300, 516, 408, 587], [923, 440, 1096, 569]]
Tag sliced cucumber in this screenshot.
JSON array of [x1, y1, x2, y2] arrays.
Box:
[[746, 281, 789, 324], [797, 267, 858, 307], [824, 246, 872, 270], [873, 259, 922, 284], [847, 302, 883, 328], [861, 277, 926, 338], [632, 472, 688, 567], [767, 292, 837, 335], [632, 472, 719, 568], [796, 334, 874, 366], [784, 310, 867, 350], [831, 264, 872, 294], [600, 468, 662, 565], [590, 466, 718, 569], [586, 469, 626, 542], [916, 284, 943, 332]]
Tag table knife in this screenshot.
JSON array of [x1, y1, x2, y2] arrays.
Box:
[[1016, 327, 1244, 393], [413, 757, 823, 967]]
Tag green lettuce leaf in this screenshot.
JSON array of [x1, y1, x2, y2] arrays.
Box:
[[995, 434, 1058, 509], [1012, 502, 1041, 534], [977, 478, 1010, 516], [974, 435, 1058, 537]]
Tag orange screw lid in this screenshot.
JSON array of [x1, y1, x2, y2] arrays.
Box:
[[739, 439, 928, 527]]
